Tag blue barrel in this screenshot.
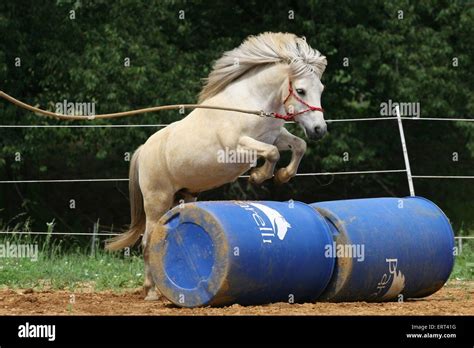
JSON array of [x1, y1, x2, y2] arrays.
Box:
[[310, 196, 455, 301], [148, 201, 335, 307]]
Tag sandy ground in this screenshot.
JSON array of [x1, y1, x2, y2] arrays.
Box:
[[0, 281, 472, 316]]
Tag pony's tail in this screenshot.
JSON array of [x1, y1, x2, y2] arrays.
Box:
[[105, 147, 145, 251]]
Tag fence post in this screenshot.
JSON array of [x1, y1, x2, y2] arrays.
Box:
[[396, 106, 415, 196], [458, 237, 463, 256], [91, 219, 99, 256]]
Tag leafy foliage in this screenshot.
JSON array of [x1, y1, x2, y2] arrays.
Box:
[[0, 0, 473, 235]]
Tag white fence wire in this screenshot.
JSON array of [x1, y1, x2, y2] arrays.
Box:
[[1, 116, 474, 128], [0, 111, 473, 240]]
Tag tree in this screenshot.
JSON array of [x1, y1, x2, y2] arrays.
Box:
[[0, 0, 472, 236]]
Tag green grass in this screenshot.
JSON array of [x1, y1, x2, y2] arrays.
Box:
[[0, 235, 144, 291], [0, 234, 472, 292], [451, 241, 474, 281], [0, 251, 144, 291]]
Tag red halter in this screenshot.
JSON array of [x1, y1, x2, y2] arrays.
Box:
[[271, 81, 324, 121]]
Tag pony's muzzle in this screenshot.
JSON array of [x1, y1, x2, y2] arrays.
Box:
[[308, 124, 327, 140]]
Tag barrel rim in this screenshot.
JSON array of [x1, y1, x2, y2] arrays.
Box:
[[310, 205, 354, 301], [404, 195, 456, 297], [151, 203, 231, 308]]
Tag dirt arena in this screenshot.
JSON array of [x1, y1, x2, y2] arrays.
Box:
[[0, 281, 472, 315]]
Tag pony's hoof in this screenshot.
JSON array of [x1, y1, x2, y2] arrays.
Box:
[[249, 170, 265, 185], [274, 168, 290, 185], [144, 290, 160, 301]]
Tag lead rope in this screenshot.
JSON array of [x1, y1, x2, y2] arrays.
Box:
[[1, 82, 322, 122], [0, 90, 278, 121]]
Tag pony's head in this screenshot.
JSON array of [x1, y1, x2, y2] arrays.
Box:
[[279, 35, 327, 140], [200, 32, 328, 140]]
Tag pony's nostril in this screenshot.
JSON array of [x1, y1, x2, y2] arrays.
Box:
[[315, 124, 327, 134], [312, 125, 327, 140]]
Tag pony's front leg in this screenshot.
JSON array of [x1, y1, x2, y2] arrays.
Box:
[[273, 128, 307, 184], [238, 135, 280, 185]]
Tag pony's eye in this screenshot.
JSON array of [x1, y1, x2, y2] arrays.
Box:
[[295, 88, 306, 96]]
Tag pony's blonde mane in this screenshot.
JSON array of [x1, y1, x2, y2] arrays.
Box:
[[199, 32, 327, 103]]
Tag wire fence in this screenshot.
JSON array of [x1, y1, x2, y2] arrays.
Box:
[[1, 116, 474, 128], [1, 110, 473, 245], [1, 231, 472, 256]]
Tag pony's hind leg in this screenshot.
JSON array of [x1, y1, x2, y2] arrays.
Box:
[[141, 190, 174, 301], [173, 188, 198, 207], [142, 189, 198, 300]]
